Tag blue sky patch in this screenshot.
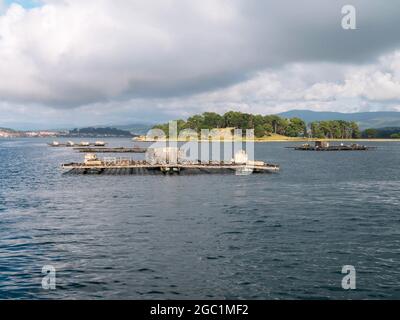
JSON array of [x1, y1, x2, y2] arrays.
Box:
[[5, 0, 41, 9]]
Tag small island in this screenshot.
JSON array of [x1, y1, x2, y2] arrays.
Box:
[[135, 111, 400, 142]]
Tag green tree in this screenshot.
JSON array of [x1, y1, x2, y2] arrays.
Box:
[[202, 112, 224, 129], [285, 118, 306, 137], [363, 128, 378, 139], [350, 122, 361, 139], [223, 111, 244, 128], [310, 122, 324, 138], [254, 124, 273, 138], [186, 114, 204, 131]]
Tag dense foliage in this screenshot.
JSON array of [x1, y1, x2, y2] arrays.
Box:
[[309, 120, 361, 139], [153, 111, 364, 139], [153, 111, 307, 138]]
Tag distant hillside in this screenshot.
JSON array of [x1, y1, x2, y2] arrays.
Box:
[[112, 123, 153, 135], [0, 127, 17, 132], [362, 127, 400, 139], [0, 127, 24, 138], [67, 127, 133, 137], [277, 110, 400, 129]]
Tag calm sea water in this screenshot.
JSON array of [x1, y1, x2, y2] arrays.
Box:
[[0, 138, 399, 299]]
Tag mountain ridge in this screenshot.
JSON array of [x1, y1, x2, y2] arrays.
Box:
[[277, 110, 400, 129]]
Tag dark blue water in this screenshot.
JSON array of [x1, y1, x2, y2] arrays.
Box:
[[1, 138, 399, 299]]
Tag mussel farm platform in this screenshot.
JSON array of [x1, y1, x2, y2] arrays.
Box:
[[73, 147, 147, 153], [291, 145, 375, 151], [62, 161, 280, 175], [286, 141, 376, 151]]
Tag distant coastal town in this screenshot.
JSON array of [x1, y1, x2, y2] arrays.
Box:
[[0, 127, 135, 138], [0, 128, 60, 138]]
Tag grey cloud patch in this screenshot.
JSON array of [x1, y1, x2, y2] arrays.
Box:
[[1, 0, 400, 108], [243, 0, 400, 67]]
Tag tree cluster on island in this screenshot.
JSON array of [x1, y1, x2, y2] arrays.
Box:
[[153, 111, 362, 139], [309, 120, 361, 139]]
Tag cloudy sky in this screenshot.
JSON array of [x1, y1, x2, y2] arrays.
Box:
[[1, 0, 400, 129]]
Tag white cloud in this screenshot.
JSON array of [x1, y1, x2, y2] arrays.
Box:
[[303, 51, 400, 102]]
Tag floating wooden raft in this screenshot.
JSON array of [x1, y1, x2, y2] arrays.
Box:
[[73, 147, 147, 153], [290, 145, 375, 151], [286, 141, 376, 151], [62, 161, 280, 175], [48, 142, 107, 147]]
